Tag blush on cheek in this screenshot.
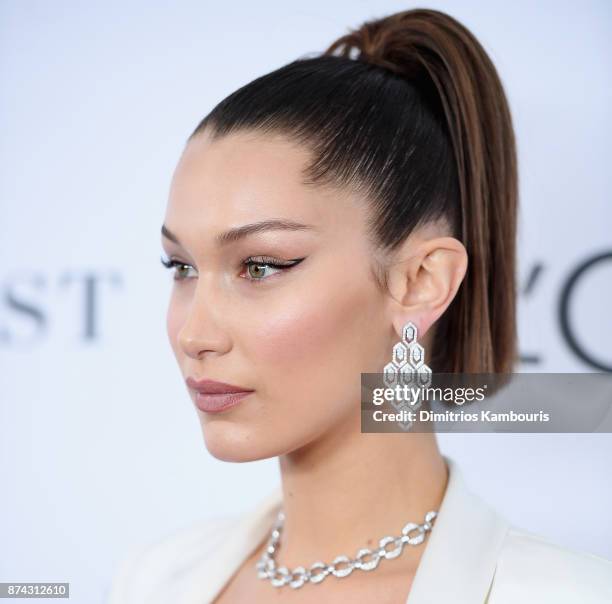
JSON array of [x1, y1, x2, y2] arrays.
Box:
[[248, 286, 361, 367], [252, 310, 331, 365]]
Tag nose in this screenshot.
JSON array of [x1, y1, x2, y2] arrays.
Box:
[[176, 282, 230, 359]]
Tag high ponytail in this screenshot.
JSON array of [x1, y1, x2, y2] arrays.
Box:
[[321, 9, 519, 373], [191, 9, 519, 373]]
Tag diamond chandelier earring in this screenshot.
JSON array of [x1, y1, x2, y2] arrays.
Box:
[[383, 321, 432, 425]]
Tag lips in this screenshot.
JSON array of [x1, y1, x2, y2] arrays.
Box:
[[186, 377, 253, 394], [186, 377, 254, 413]]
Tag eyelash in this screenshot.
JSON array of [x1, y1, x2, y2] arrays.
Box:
[[159, 255, 304, 283]]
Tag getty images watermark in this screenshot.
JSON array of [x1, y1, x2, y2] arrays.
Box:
[[360, 373, 612, 433]]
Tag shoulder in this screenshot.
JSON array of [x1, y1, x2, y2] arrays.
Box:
[[106, 515, 236, 604], [489, 526, 612, 603]]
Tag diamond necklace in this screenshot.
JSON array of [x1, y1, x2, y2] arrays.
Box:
[[255, 508, 437, 589]]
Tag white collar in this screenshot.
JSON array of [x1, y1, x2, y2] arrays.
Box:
[[406, 456, 509, 603], [185, 455, 510, 603]]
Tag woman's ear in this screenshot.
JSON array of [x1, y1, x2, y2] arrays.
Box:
[[385, 226, 468, 338]]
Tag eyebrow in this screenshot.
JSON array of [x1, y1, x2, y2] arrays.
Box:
[[161, 219, 315, 247]]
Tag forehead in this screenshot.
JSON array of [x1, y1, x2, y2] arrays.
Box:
[[165, 129, 364, 233]]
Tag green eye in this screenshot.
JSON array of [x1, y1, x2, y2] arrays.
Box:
[[161, 254, 305, 283], [160, 256, 196, 281], [243, 256, 305, 282], [246, 262, 282, 280]]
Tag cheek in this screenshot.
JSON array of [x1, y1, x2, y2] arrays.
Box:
[[240, 271, 384, 443], [248, 276, 378, 374], [250, 306, 332, 365]]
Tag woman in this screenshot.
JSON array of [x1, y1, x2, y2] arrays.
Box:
[[108, 8, 612, 603]]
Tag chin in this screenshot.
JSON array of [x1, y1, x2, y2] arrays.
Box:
[[198, 420, 285, 463]]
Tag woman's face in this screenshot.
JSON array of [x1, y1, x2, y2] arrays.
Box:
[[162, 129, 395, 462]]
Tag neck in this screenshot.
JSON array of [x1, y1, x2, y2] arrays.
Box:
[[272, 412, 448, 573]]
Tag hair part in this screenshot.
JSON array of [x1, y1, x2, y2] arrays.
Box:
[[189, 8, 518, 373]]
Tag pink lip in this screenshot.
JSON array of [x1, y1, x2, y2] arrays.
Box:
[[193, 391, 253, 413], [186, 376, 253, 393], [185, 377, 254, 413]]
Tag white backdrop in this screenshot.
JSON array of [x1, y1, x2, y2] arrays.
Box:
[[1, 1, 610, 602]]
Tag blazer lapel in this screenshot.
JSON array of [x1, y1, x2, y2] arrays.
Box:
[[183, 484, 284, 604], [406, 456, 510, 603]]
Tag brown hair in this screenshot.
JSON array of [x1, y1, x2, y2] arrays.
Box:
[[191, 8, 519, 373]]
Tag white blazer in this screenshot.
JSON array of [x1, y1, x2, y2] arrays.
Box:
[[107, 456, 612, 603]]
